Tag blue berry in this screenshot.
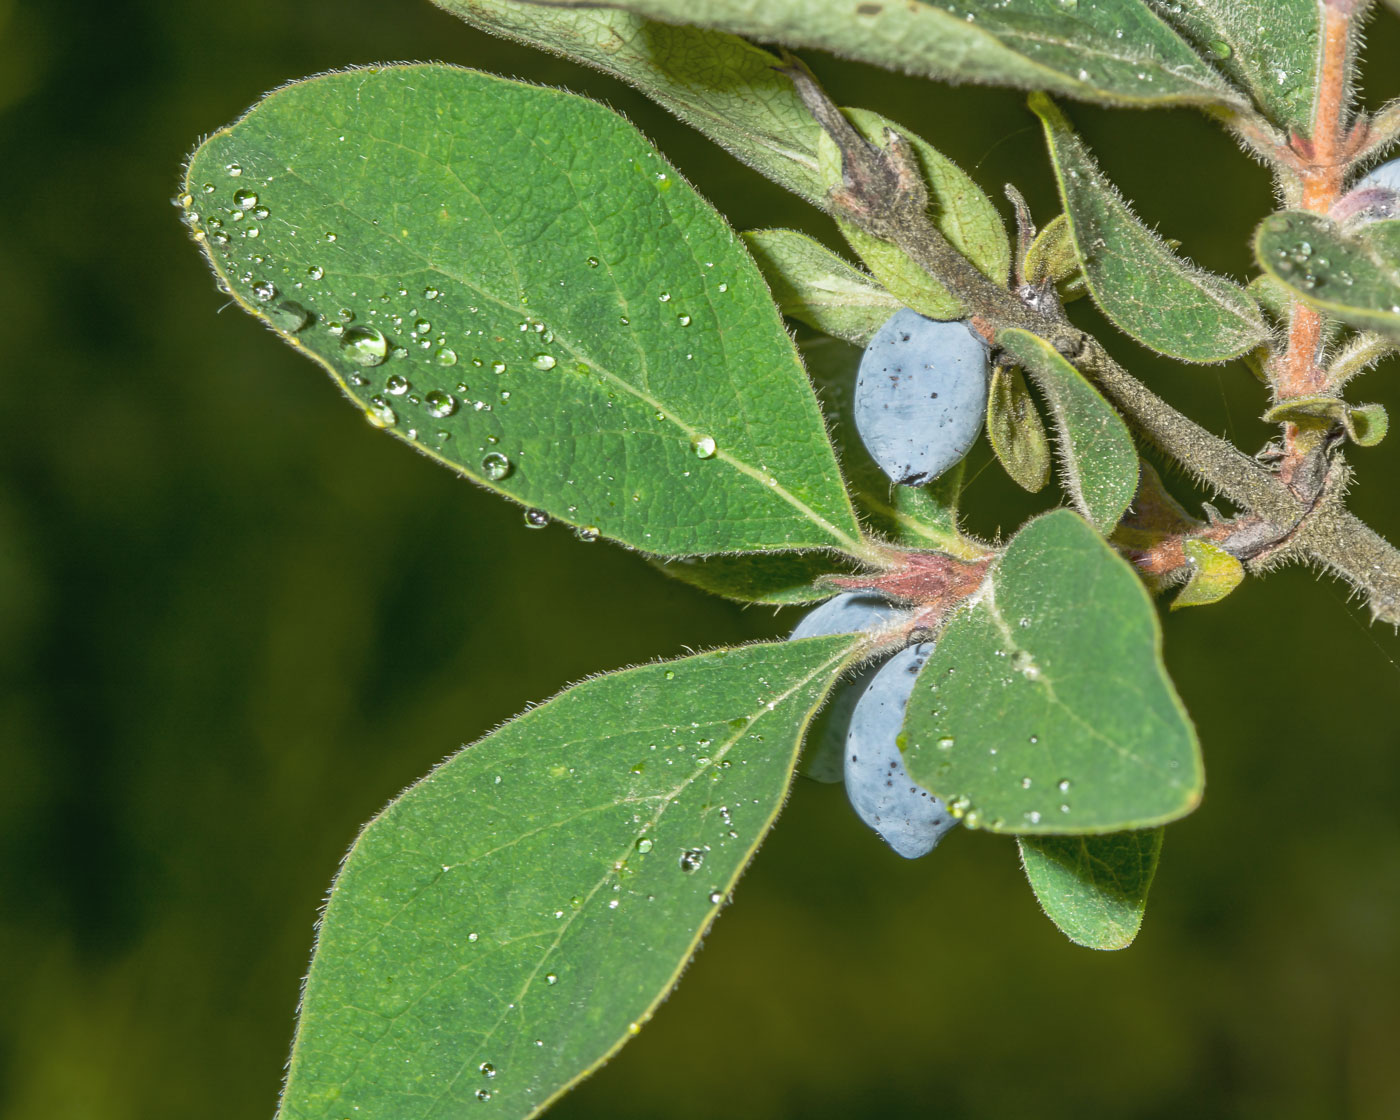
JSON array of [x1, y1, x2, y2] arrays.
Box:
[[854, 309, 989, 487], [844, 643, 957, 858]]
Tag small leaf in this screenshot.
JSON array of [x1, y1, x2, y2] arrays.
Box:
[[278, 636, 859, 1120], [803, 336, 977, 555], [1018, 828, 1163, 950], [816, 108, 1011, 321], [986, 364, 1052, 493], [1171, 539, 1245, 610], [904, 509, 1203, 835], [1023, 212, 1080, 289], [434, 0, 830, 204], [1262, 394, 1390, 448], [1150, 0, 1323, 131], [532, 0, 1244, 111], [745, 229, 901, 344], [1031, 94, 1270, 362], [996, 328, 1139, 533], [1254, 211, 1400, 340], [181, 65, 865, 558], [1349, 402, 1389, 447]]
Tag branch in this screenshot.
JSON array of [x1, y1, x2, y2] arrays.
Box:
[[780, 64, 1400, 625]]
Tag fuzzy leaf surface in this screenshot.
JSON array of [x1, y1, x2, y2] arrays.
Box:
[[531, 0, 1243, 110], [434, 0, 829, 204], [278, 636, 859, 1120], [1032, 94, 1268, 362], [745, 229, 901, 345], [1018, 828, 1162, 949], [903, 510, 1202, 834], [1149, 0, 1321, 130], [1254, 212, 1400, 340], [181, 64, 863, 557], [650, 551, 856, 605], [997, 329, 1138, 532]]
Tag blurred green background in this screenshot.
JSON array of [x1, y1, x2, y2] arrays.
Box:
[[4, 1, 1400, 1117]]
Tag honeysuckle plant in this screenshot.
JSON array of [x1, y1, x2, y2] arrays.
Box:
[[174, 1, 1400, 1116]]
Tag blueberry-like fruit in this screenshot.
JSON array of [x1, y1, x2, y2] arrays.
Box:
[[789, 591, 904, 782], [788, 590, 902, 640], [844, 642, 957, 858], [854, 308, 989, 487], [1357, 157, 1400, 195]]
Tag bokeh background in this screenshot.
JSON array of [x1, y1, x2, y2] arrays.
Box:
[[4, 1, 1400, 1117]]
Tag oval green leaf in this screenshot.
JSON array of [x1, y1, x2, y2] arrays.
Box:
[[1031, 94, 1269, 362], [903, 509, 1203, 834], [987, 363, 1052, 494], [278, 636, 859, 1120], [1018, 828, 1163, 950], [180, 64, 864, 558], [996, 328, 1138, 532]]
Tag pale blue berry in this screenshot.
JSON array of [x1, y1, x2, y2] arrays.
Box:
[[854, 309, 989, 488]]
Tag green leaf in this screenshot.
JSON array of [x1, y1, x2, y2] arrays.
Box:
[[744, 229, 901, 345], [986, 363, 1052, 494], [816, 108, 1011, 320], [1023, 212, 1083, 297], [532, 0, 1244, 111], [1031, 94, 1269, 362], [650, 550, 854, 604], [996, 329, 1138, 533], [1254, 211, 1400, 340], [1171, 538, 1245, 610], [278, 635, 858, 1120], [433, 0, 830, 205], [180, 64, 865, 558], [1150, 0, 1322, 131], [1018, 828, 1163, 949], [802, 336, 978, 555], [1261, 394, 1389, 449], [903, 509, 1202, 834]]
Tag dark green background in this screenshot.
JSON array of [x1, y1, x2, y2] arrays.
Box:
[[4, 2, 1400, 1117]]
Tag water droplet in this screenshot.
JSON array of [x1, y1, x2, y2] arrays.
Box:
[[658, 291, 671, 303], [691, 435, 717, 459], [523, 508, 549, 530], [679, 849, 705, 873], [481, 453, 511, 482], [574, 525, 599, 543], [709, 891, 723, 904], [385, 374, 410, 396], [677, 315, 691, 327], [366, 397, 397, 428], [267, 301, 309, 332], [425, 390, 457, 418], [586, 256, 600, 268], [664, 670, 675, 681], [532, 354, 556, 371], [325, 232, 337, 242], [491, 361, 507, 375], [476, 1089, 492, 1102], [636, 837, 654, 854], [545, 973, 558, 985], [232, 188, 258, 210], [468, 932, 479, 942], [226, 162, 242, 177], [341, 326, 389, 367], [479, 1062, 497, 1078], [435, 347, 458, 367], [306, 265, 324, 281], [1057, 778, 1071, 792], [424, 288, 440, 300], [937, 736, 955, 750]]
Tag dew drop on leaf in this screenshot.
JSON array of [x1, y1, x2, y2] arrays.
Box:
[[481, 452, 511, 482]]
